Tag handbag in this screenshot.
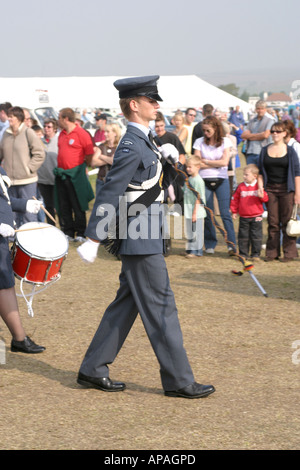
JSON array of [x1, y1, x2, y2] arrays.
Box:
[[204, 178, 224, 191], [286, 204, 300, 237]]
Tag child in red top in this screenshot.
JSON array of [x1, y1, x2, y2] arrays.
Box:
[[230, 164, 268, 260]]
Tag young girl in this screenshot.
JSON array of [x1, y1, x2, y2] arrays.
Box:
[[183, 155, 206, 258], [172, 112, 188, 147], [0, 167, 45, 353]]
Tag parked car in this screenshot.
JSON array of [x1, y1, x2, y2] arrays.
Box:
[[29, 107, 58, 127]]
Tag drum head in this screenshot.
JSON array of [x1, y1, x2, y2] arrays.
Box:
[[16, 222, 69, 259]]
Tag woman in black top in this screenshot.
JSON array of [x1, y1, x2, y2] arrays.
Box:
[[258, 121, 300, 262]]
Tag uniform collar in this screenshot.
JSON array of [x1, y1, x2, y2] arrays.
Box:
[[128, 122, 150, 138]]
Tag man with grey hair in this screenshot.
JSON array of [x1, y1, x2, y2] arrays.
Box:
[[241, 100, 273, 165]]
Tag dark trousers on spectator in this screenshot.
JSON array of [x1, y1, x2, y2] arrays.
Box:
[[38, 183, 56, 226], [55, 176, 86, 238], [266, 183, 297, 259], [238, 216, 263, 258]]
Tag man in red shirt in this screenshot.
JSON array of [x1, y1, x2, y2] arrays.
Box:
[[56, 108, 95, 241]]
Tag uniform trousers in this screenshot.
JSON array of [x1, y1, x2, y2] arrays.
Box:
[[0, 237, 15, 289], [79, 253, 195, 391]]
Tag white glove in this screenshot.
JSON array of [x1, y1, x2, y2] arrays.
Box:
[[159, 143, 179, 164], [77, 238, 100, 263], [26, 199, 42, 214], [0, 223, 15, 238]]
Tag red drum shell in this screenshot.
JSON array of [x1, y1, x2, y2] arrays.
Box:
[[11, 222, 68, 285], [12, 244, 66, 284]]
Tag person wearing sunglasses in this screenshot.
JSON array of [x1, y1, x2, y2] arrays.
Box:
[[258, 122, 300, 262]]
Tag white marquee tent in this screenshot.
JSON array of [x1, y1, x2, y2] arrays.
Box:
[[0, 75, 251, 115]]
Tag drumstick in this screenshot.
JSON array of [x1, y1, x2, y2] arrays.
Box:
[[15, 226, 53, 233], [32, 196, 57, 225]]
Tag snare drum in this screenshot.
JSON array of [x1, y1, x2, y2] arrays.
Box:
[[12, 222, 69, 285]]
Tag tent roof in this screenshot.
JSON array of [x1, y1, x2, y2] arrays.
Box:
[[0, 75, 250, 113]]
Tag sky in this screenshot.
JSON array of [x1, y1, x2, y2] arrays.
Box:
[[1, 0, 300, 94]]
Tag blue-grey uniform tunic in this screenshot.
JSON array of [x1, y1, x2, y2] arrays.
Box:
[[0, 167, 27, 289], [79, 125, 195, 391]]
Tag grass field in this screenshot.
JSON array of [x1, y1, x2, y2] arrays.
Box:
[[1, 152, 300, 450]]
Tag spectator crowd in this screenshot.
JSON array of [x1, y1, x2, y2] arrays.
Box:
[[1, 98, 300, 264]]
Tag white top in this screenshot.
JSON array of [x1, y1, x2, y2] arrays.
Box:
[[193, 136, 232, 179]]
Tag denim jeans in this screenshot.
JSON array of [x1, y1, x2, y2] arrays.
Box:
[[246, 154, 259, 165], [204, 178, 236, 250]]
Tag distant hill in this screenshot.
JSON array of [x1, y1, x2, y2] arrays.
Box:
[[199, 67, 300, 96]]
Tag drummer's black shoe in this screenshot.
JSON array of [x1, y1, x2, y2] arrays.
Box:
[[77, 372, 126, 392], [11, 336, 46, 354]]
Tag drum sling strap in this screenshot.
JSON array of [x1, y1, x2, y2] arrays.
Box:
[[101, 178, 163, 256], [101, 138, 164, 256]]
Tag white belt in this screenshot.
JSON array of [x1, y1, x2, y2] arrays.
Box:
[[124, 190, 164, 203]]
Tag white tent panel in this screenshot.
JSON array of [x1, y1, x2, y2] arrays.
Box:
[[0, 75, 250, 114]]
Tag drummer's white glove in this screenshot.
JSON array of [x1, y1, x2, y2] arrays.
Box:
[[0, 223, 15, 238], [26, 199, 42, 214], [77, 238, 99, 263], [159, 143, 179, 164]]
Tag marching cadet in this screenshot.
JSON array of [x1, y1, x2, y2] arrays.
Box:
[[76, 76, 215, 399]]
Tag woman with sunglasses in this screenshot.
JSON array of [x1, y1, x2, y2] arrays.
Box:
[[258, 122, 300, 262]]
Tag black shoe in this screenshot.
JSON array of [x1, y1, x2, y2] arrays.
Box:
[[11, 336, 45, 354], [164, 382, 215, 399], [77, 372, 126, 392]]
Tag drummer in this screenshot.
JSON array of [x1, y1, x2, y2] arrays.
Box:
[[0, 167, 45, 353]]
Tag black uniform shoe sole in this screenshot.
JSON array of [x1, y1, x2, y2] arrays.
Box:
[[164, 386, 215, 399], [11, 346, 45, 354], [77, 375, 126, 392]]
